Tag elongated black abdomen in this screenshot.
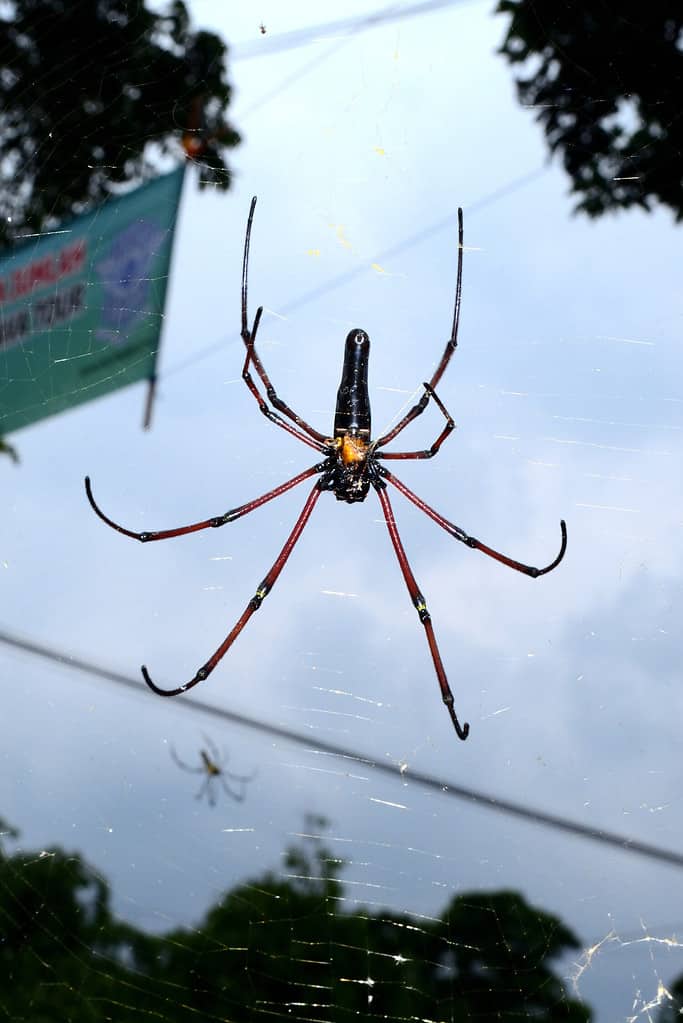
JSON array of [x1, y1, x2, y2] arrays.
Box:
[[334, 329, 371, 438]]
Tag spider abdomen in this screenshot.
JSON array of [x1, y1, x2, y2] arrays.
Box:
[[334, 329, 371, 440]]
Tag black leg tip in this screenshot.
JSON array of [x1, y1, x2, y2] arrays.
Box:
[[84, 476, 97, 511], [141, 664, 206, 697], [448, 705, 470, 741], [141, 665, 167, 696]]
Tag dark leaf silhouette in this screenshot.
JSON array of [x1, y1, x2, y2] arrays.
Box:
[[0, 0, 240, 246], [0, 816, 591, 1021], [497, 1, 683, 219]]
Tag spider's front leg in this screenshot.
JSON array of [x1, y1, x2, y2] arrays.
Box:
[[375, 383, 455, 461], [373, 206, 464, 450], [240, 196, 329, 450], [240, 328, 329, 453]]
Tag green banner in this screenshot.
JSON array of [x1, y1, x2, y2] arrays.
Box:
[[0, 166, 185, 435]]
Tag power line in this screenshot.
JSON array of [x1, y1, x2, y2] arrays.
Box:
[[163, 165, 546, 380], [232, 0, 479, 62], [237, 0, 480, 120], [2, 625, 682, 872]]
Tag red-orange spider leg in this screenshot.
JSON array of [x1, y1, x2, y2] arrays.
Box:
[[142, 480, 323, 696], [374, 482, 469, 740], [382, 468, 567, 577], [84, 464, 324, 542]]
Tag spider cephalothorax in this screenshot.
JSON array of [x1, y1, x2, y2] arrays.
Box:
[[85, 197, 567, 741]]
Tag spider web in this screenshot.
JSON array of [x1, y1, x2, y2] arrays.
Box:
[[1, 2, 683, 1022]]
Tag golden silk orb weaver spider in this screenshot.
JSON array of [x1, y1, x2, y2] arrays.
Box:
[[170, 736, 254, 806], [85, 197, 567, 741]]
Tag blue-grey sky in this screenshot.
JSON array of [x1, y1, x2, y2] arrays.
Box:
[[2, 2, 683, 1020]]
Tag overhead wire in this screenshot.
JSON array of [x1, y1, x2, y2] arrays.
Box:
[[232, 0, 481, 117], [1, 625, 682, 873], [231, 0, 482, 62]]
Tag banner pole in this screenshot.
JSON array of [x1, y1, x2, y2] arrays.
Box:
[[140, 159, 188, 431], [142, 373, 157, 430]]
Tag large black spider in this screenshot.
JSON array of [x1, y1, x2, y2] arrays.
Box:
[[85, 197, 567, 741]]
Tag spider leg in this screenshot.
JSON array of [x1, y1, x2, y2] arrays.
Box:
[[219, 773, 249, 802], [223, 766, 256, 786], [170, 746, 206, 774], [195, 775, 214, 805], [240, 336, 329, 453], [202, 733, 222, 765], [84, 463, 325, 542], [373, 208, 463, 450], [374, 481, 469, 741], [199, 735, 253, 801], [429, 207, 464, 392], [382, 467, 567, 577], [376, 383, 455, 460], [241, 197, 329, 447], [142, 480, 323, 697]]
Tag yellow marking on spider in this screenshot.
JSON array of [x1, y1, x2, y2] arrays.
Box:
[[201, 751, 221, 777], [340, 435, 368, 465]]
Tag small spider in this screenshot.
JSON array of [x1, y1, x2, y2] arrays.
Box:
[[170, 736, 254, 806], [85, 197, 567, 741]]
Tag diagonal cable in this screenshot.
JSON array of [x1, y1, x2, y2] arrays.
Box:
[[232, 0, 480, 61], [1, 625, 682, 871]]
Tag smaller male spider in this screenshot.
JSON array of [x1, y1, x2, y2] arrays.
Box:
[[85, 196, 567, 741], [170, 736, 254, 806]]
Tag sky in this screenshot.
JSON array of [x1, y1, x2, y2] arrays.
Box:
[[2, 1, 683, 1020]]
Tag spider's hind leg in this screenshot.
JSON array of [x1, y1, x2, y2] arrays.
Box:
[[141, 480, 324, 697], [373, 480, 469, 741]]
